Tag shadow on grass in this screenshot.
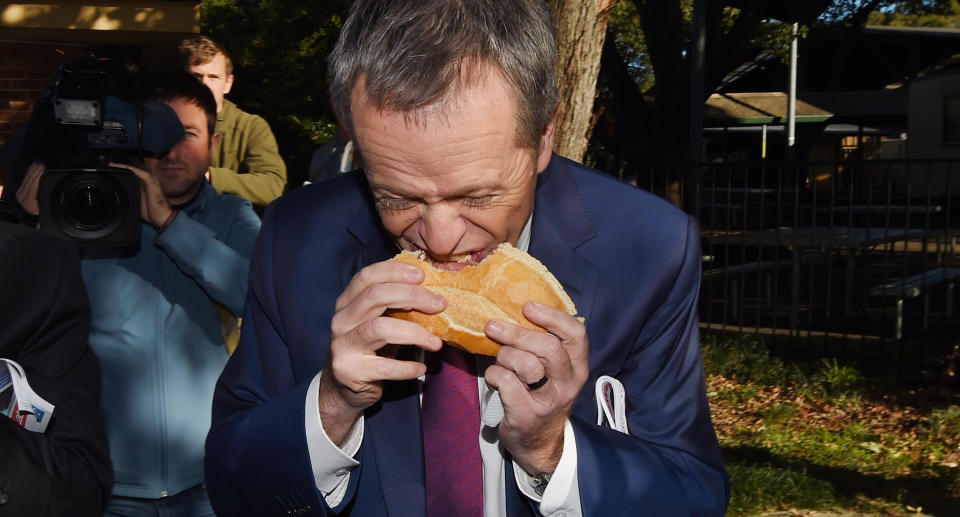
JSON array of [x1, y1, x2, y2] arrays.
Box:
[[724, 445, 960, 516]]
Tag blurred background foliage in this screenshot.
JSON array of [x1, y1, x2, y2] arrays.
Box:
[[199, 0, 350, 186], [196, 0, 960, 188]]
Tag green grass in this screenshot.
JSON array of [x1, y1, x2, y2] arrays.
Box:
[[924, 405, 960, 443], [812, 357, 867, 397], [725, 462, 842, 515], [703, 333, 960, 516], [701, 334, 807, 386]]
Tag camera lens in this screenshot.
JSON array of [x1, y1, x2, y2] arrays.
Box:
[[39, 167, 140, 249], [54, 173, 127, 238], [68, 183, 116, 228]]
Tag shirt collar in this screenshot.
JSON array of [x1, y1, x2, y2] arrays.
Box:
[[516, 212, 533, 253], [176, 182, 216, 216]]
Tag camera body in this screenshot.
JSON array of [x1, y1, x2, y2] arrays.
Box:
[[24, 56, 182, 250], [38, 167, 141, 250]]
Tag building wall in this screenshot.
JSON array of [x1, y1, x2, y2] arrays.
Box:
[[0, 41, 88, 142], [0, 2, 199, 191], [907, 72, 960, 160], [905, 73, 960, 196]]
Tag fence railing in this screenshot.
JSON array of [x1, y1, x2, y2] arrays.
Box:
[[609, 159, 960, 372]]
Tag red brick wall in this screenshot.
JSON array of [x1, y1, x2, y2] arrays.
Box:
[[0, 42, 87, 191], [0, 42, 88, 143]]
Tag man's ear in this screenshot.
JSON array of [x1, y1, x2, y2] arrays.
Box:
[[224, 74, 234, 96], [535, 107, 557, 173], [210, 131, 221, 151]]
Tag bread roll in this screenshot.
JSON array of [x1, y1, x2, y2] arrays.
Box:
[[388, 243, 579, 356]]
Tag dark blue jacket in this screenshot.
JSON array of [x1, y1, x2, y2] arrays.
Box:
[[205, 155, 729, 516]]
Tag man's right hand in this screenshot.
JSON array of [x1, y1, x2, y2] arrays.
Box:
[[318, 261, 445, 445], [15, 161, 45, 217]]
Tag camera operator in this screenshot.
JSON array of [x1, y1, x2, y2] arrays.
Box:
[[0, 220, 113, 517], [16, 71, 261, 516]]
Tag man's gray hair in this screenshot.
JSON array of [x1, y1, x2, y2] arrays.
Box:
[[328, 0, 558, 151]]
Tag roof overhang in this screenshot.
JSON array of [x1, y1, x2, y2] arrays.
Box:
[[0, 2, 199, 36], [705, 92, 833, 125]]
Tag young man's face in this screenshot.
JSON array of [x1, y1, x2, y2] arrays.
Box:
[[189, 53, 234, 113], [354, 65, 555, 271], [143, 97, 219, 205]]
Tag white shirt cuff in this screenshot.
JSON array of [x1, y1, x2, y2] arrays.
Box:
[[305, 372, 364, 507], [513, 419, 582, 516]]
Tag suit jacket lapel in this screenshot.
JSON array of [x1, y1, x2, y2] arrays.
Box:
[[530, 155, 599, 333], [368, 377, 426, 517], [531, 156, 601, 414], [339, 204, 394, 289]]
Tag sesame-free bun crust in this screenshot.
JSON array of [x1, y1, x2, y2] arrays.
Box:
[[388, 243, 579, 356]]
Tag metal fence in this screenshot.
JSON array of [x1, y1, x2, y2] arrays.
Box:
[[610, 159, 960, 372]]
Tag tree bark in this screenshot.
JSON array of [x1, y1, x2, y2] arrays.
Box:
[[550, 0, 617, 162]]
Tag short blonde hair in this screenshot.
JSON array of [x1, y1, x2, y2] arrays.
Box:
[[179, 35, 233, 76]]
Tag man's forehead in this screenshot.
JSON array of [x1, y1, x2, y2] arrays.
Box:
[[193, 54, 227, 74], [165, 98, 204, 126]]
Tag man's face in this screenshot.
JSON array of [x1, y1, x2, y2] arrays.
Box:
[[143, 97, 218, 206], [189, 53, 233, 113], [353, 66, 555, 271]]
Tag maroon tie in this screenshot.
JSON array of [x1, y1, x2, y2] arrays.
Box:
[[421, 345, 483, 517]]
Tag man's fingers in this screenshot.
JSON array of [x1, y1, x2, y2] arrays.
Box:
[[495, 345, 547, 386], [110, 163, 155, 198], [328, 355, 428, 401], [484, 363, 533, 405], [521, 302, 587, 347], [336, 261, 427, 312], [344, 316, 442, 354], [112, 163, 151, 184], [351, 354, 428, 384], [331, 282, 444, 336], [373, 356, 428, 382], [15, 161, 45, 215], [485, 318, 564, 361]]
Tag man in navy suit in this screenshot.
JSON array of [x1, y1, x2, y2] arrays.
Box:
[[205, 1, 729, 515]]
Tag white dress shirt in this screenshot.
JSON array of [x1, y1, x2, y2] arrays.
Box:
[[302, 215, 583, 516]]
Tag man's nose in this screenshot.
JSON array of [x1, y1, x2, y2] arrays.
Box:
[[164, 139, 184, 160], [419, 203, 466, 256]]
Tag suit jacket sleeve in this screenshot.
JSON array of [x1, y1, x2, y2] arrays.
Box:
[[0, 224, 113, 517], [154, 198, 262, 316], [205, 204, 353, 517], [571, 216, 729, 516]]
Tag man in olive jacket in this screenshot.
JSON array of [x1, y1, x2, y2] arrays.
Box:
[[180, 35, 287, 208]]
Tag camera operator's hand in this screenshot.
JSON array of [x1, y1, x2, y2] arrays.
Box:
[[109, 163, 174, 229], [14, 161, 45, 217]]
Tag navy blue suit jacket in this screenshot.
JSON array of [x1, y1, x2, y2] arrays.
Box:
[[205, 155, 729, 516]]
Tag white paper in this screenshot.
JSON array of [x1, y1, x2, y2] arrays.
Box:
[[0, 358, 55, 433], [595, 375, 628, 434]]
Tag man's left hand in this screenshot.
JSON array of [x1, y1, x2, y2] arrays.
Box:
[[483, 301, 589, 476], [110, 163, 174, 228]]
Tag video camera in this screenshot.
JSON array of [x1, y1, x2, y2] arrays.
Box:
[[18, 55, 183, 250]]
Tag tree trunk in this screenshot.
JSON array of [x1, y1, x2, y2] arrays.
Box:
[[550, 0, 617, 162]]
